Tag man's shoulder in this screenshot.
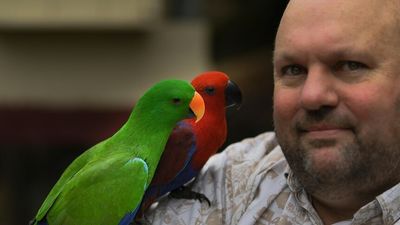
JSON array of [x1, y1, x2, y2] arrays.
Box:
[[225, 131, 281, 161], [147, 132, 290, 225], [204, 132, 285, 174], [199, 131, 288, 203], [195, 132, 290, 224]]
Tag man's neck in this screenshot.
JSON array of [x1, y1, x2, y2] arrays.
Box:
[[310, 193, 371, 225]]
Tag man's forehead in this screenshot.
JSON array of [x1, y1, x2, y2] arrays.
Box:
[[272, 45, 374, 65], [282, 0, 390, 24], [274, 0, 398, 56]]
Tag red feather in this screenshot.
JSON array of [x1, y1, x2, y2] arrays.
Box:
[[190, 71, 229, 170]]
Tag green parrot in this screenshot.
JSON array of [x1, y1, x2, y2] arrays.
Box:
[[30, 79, 205, 225]]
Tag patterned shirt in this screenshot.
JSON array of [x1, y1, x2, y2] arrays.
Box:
[[147, 132, 400, 225]]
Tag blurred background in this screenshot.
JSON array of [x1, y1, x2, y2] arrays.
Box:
[[0, 0, 288, 224]]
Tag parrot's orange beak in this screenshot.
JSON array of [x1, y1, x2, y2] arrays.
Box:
[[189, 91, 205, 123]]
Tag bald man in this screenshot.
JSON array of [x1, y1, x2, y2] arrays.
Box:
[[147, 1, 400, 224]]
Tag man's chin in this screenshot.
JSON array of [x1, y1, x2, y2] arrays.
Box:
[[305, 146, 346, 170], [299, 141, 357, 181]]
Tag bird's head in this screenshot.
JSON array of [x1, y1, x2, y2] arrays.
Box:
[[191, 71, 242, 110], [134, 79, 205, 126]]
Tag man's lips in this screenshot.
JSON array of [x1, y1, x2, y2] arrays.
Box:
[[298, 125, 352, 138], [306, 125, 346, 131]]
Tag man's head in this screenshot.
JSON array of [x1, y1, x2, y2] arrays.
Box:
[[273, 0, 400, 200]]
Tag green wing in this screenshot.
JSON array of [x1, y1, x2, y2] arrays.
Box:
[[34, 145, 95, 222], [45, 154, 148, 225]]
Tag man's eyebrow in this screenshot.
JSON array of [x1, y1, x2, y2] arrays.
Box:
[[272, 50, 284, 63], [324, 48, 360, 59], [273, 47, 367, 64], [272, 50, 297, 64]]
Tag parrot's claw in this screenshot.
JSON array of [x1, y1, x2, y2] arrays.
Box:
[[195, 192, 211, 207], [169, 186, 211, 207]]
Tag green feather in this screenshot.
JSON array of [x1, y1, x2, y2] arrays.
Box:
[[33, 79, 196, 225]]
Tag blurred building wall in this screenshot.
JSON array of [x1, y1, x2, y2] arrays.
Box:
[[0, 22, 210, 108]]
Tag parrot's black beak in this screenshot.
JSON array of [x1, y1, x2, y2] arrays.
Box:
[[225, 80, 242, 109]]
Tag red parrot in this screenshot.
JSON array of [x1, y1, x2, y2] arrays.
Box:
[[135, 71, 242, 221]]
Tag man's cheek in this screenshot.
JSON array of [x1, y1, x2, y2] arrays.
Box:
[[274, 101, 296, 122]]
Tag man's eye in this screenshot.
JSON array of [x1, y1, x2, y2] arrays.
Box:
[[281, 65, 307, 76], [337, 61, 367, 71]]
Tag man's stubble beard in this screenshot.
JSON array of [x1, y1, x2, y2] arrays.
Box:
[[275, 113, 400, 200]]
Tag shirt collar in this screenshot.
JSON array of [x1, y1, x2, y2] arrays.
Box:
[[376, 182, 400, 224], [284, 166, 400, 224], [284, 166, 302, 193]]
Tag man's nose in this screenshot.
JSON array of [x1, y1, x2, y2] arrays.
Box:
[[300, 67, 339, 111]]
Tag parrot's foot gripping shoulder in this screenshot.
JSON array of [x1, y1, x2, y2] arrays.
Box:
[[169, 186, 211, 206]]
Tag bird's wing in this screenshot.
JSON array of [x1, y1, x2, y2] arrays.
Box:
[[150, 121, 196, 185], [44, 154, 149, 225], [34, 145, 95, 222], [134, 121, 195, 221]]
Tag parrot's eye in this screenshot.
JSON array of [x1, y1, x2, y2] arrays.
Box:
[[204, 86, 215, 95], [172, 98, 182, 105]]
